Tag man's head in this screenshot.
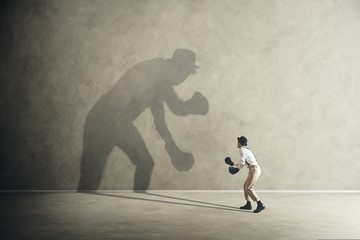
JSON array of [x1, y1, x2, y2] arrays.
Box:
[[170, 49, 199, 84], [237, 136, 247, 148]]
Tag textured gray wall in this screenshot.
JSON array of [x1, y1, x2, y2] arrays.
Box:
[[1, 0, 360, 190]]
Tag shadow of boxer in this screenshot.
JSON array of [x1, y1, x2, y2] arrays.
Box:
[[77, 49, 209, 191]]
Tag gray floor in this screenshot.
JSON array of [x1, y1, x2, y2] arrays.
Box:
[[1, 192, 360, 240]]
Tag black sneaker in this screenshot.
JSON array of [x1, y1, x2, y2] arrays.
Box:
[[253, 202, 265, 213], [239, 201, 252, 210]]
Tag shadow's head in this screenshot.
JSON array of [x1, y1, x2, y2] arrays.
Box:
[[170, 49, 199, 84]]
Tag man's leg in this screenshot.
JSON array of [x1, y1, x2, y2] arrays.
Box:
[[246, 166, 261, 202], [246, 166, 265, 213], [243, 178, 251, 202], [240, 170, 253, 210]]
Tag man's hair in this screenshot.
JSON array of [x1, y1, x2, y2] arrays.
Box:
[[237, 136, 247, 146]]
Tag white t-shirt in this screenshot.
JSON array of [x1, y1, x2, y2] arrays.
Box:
[[234, 146, 259, 169]]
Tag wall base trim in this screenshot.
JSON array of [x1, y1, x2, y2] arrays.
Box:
[[1, 190, 359, 193]]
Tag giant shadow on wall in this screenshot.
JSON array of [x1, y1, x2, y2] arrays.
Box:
[[77, 49, 209, 191]]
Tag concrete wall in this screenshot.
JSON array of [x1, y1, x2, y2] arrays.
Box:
[[1, 0, 360, 190]]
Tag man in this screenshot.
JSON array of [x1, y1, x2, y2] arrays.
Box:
[[225, 136, 265, 213]]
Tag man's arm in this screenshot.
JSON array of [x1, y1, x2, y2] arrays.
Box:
[[234, 149, 247, 169]]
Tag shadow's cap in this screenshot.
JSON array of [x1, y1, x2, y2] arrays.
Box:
[[172, 49, 200, 70], [237, 136, 248, 146]]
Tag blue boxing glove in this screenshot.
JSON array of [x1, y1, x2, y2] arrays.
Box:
[[225, 157, 234, 166], [229, 167, 239, 175]]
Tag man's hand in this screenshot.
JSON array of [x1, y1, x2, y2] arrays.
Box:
[[229, 167, 239, 175]]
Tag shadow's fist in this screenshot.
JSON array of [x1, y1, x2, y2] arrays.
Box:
[[165, 143, 195, 171], [190, 91, 209, 115]]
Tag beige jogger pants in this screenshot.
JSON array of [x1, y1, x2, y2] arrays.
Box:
[[243, 165, 261, 202]]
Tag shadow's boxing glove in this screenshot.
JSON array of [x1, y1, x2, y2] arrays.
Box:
[[224, 157, 234, 166], [229, 167, 240, 175]]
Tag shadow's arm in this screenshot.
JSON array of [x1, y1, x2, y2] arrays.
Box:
[[165, 88, 209, 116], [163, 88, 190, 116], [150, 100, 178, 149], [150, 100, 194, 167]]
